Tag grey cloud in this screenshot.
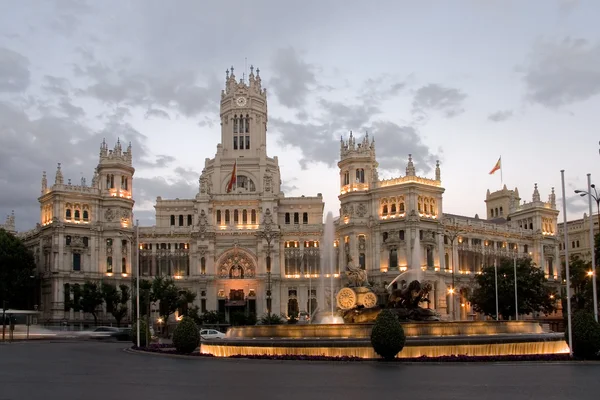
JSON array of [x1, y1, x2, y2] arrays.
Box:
[[359, 74, 407, 105], [520, 37, 600, 107], [488, 110, 513, 122], [317, 98, 379, 129], [145, 108, 170, 120], [561, 194, 591, 216], [269, 47, 317, 108], [281, 181, 299, 194], [42, 75, 70, 96], [411, 84, 467, 119], [174, 167, 200, 181], [135, 177, 196, 206], [271, 118, 339, 169], [363, 121, 438, 174], [78, 64, 221, 117], [0, 101, 171, 230], [0, 47, 30, 92], [558, 0, 580, 16]]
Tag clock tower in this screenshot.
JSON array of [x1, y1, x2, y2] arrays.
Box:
[[220, 65, 268, 158]]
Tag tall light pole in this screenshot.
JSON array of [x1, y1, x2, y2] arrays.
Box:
[[561, 170, 574, 357], [119, 221, 140, 346], [513, 252, 519, 320], [257, 213, 279, 320], [574, 176, 599, 322], [136, 219, 140, 347], [443, 219, 466, 321]]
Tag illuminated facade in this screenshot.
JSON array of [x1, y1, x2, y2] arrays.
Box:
[[17, 66, 563, 325], [19, 141, 135, 324], [336, 133, 562, 319], [557, 212, 599, 262]]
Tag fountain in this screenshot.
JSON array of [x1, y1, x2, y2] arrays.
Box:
[[200, 218, 569, 359], [315, 212, 344, 324]]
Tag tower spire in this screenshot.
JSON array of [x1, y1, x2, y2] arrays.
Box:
[[55, 163, 64, 185], [406, 154, 416, 176]]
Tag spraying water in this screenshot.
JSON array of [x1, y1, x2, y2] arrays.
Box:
[[317, 212, 342, 324], [412, 229, 423, 281], [386, 229, 424, 291]]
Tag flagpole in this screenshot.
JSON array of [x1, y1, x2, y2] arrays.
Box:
[[500, 156, 503, 187], [561, 170, 573, 357]]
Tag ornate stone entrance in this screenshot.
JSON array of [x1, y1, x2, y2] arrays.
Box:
[[216, 247, 256, 279]]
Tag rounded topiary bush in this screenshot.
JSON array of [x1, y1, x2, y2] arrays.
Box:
[[131, 318, 150, 347], [172, 317, 200, 354], [370, 309, 406, 360], [569, 311, 600, 359]]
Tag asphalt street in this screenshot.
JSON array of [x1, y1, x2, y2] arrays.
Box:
[[1, 341, 599, 400]]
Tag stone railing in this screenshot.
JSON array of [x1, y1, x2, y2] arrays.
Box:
[[377, 175, 440, 188]]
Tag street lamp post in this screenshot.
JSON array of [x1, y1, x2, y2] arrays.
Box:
[[257, 218, 279, 320], [119, 221, 140, 346], [574, 177, 599, 322], [443, 219, 466, 321]]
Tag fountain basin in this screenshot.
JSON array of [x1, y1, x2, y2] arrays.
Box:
[[200, 321, 570, 359]]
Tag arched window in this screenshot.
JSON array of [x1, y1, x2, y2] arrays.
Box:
[[178, 215, 184, 226], [343, 171, 349, 185], [74, 210, 80, 220], [242, 209, 248, 224], [201, 257, 206, 274], [83, 210, 89, 221], [391, 204, 396, 214], [170, 215, 175, 226], [251, 209, 256, 224], [285, 212, 290, 224], [356, 168, 365, 183], [107, 256, 113, 273], [399, 202, 405, 213], [225, 210, 230, 223], [233, 115, 238, 134], [65, 209, 72, 219], [245, 114, 250, 133], [234, 210, 239, 223], [216, 210, 222, 224], [302, 212, 308, 224], [382, 205, 388, 215]]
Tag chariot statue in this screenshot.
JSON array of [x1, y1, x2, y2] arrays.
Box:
[[336, 256, 378, 311]]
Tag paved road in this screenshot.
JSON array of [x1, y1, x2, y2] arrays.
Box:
[[1, 341, 599, 400]]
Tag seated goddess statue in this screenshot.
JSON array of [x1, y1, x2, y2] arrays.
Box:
[[345, 256, 368, 287]]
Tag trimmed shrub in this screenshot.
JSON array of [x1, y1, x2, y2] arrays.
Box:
[[569, 311, 600, 359], [131, 318, 150, 347], [370, 309, 406, 360], [172, 317, 200, 354]]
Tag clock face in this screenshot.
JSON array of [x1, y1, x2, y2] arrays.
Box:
[[236, 97, 247, 107]]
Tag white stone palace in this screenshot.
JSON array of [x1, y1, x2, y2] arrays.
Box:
[[17, 66, 563, 326]]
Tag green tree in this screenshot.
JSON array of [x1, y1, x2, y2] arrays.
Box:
[[562, 255, 600, 316], [0, 229, 36, 310], [469, 257, 557, 320], [150, 277, 196, 335], [72, 281, 104, 326], [132, 278, 152, 319], [102, 282, 130, 327]]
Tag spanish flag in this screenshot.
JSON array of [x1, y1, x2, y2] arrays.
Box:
[[489, 157, 501, 175], [226, 160, 237, 193]]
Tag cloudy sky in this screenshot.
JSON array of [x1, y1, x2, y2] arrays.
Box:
[[1, 0, 599, 231]]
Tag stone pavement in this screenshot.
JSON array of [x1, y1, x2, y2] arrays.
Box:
[[0, 341, 599, 400]]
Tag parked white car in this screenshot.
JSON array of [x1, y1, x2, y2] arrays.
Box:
[[199, 329, 225, 340]]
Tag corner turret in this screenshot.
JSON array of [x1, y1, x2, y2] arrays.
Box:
[[339, 131, 378, 195]]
